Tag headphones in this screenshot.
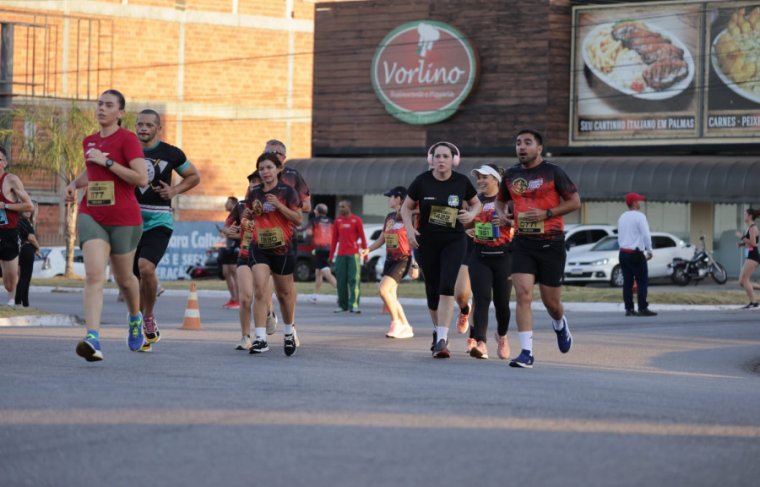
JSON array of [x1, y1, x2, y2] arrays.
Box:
[[427, 141, 461, 168]]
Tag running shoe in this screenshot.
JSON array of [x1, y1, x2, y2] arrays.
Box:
[[509, 349, 534, 368], [235, 335, 253, 351], [742, 302, 759, 309], [284, 333, 298, 356], [75, 332, 103, 362], [7, 299, 15, 307], [138, 342, 152, 353], [350, 307, 361, 314], [432, 339, 450, 359], [469, 341, 488, 359], [494, 333, 510, 360], [249, 339, 270, 354], [393, 324, 414, 339], [227, 300, 240, 310], [266, 311, 278, 335], [156, 286, 166, 297], [638, 309, 657, 316], [143, 315, 161, 344], [554, 317, 572, 354], [127, 313, 145, 352], [456, 309, 470, 334], [386, 320, 402, 338], [309, 295, 318, 304], [465, 337, 477, 354]]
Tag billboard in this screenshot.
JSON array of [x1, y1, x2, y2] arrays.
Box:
[[155, 221, 223, 281], [570, 0, 760, 146]]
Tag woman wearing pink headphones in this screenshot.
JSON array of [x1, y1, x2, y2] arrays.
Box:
[[401, 142, 481, 358]]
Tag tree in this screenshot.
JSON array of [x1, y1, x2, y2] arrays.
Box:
[[0, 103, 135, 277]]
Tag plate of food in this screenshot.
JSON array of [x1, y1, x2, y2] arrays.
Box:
[[581, 20, 695, 100], [711, 7, 760, 105]]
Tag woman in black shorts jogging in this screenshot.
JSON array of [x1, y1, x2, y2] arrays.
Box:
[[465, 164, 514, 360], [401, 142, 481, 358], [737, 208, 760, 309]]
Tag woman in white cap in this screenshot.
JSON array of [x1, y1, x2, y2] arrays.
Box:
[[465, 164, 514, 359]]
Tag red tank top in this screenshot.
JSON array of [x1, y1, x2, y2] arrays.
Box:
[[0, 173, 20, 229]]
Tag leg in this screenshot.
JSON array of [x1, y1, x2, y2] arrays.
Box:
[[320, 267, 337, 287], [635, 255, 650, 311], [252, 264, 272, 329], [314, 270, 323, 295], [346, 254, 361, 310], [469, 255, 493, 343], [454, 264, 471, 309], [538, 284, 564, 321], [15, 246, 35, 307], [272, 274, 296, 325], [739, 260, 758, 303], [1, 257, 19, 304], [81, 239, 112, 331], [236, 265, 254, 337], [620, 252, 635, 311], [335, 256, 348, 310], [111, 251, 141, 316], [138, 258, 158, 316], [378, 276, 401, 322], [512, 273, 535, 333]]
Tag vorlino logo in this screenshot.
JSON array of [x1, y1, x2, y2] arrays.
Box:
[[371, 20, 479, 125]]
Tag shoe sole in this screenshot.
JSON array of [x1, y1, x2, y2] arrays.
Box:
[[145, 331, 161, 344], [266, 318, 277, 336], [249, 347, 270, 354], [509, 360, 533, 369], [393, 330, 414, 339], [469, 348, 488, 359], [138, 344, 152, 353], [235, 345, 251, 351], [76, 341, 103, 362]]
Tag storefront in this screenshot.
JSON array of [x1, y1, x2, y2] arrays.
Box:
[[290, 0, 760, 276]]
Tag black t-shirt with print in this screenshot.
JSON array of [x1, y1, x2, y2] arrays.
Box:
[[407, 170, 477, 235]]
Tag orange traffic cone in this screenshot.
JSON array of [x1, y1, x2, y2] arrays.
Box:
[[180, 282, 202, 330]]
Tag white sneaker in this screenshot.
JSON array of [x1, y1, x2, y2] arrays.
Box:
[[266, 311, 278, 335], [7, 299, 15, 307], [386, 320, 403, 338], [394, 324, 414, 339], [235, 335, 252, 351], [309, 295, 318, 304]]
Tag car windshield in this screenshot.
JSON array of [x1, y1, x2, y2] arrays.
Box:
[[591, 236, 619, 251]]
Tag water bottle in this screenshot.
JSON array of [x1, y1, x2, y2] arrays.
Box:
[[491, 210, 500, 239]]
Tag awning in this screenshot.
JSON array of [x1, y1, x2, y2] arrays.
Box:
[[287, 155, 760, 203]]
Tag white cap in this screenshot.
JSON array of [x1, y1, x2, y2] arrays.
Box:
[[470, 165, 501, 183]]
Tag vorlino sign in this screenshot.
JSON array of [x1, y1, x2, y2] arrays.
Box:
[[371, 20, 479, 125]]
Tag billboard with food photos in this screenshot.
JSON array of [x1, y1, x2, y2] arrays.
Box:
[[570, 0, 760, 146]]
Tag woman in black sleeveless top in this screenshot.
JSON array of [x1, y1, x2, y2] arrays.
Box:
[[15, 202, 40, 307]]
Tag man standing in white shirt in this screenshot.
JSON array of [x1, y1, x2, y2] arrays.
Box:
[[617, 192, 657, 317]]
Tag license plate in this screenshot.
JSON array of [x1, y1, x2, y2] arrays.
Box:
[[570, 268, 584, 275]]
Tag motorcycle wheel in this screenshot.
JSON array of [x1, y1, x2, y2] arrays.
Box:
[[710, 263, 728, 284], [671, 267, 691, 286]]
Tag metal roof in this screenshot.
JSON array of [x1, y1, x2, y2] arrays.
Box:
[[287, 155, 760, 203]]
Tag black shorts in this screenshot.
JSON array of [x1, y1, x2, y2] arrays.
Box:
[[236, 252, 250, 268], [748, 248, 760, 264], [382, 257, 411, 283], [219, 246, 239, 265], [314, 249, 330, 270], [134, 226, 173, 276], [0, 228, 20, 261], [248, 246, 295, 276], [510, 236, 566, 287]]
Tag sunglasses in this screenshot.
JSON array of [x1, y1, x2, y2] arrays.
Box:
[[265, 149, 285, 157]]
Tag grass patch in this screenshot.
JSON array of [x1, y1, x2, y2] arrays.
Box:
[[0, 306, 49, 318], [31, 277, 747, 305]]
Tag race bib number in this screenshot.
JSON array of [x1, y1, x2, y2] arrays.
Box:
[[385, 233, 399, 249], [474, 222, 496, 241], [257, 227, 285, 249], [516, 213, 544, 234], [87, 181, 115, 206], [429, 205, 457, 228]]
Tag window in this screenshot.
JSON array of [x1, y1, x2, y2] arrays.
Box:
[[588, 229, 609, 243], [567, 231, 589, 247], [592, 237, 619, 251], [652, 236, 676, 249]]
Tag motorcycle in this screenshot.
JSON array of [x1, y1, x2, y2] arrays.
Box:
[[668, 235, 728, 286]]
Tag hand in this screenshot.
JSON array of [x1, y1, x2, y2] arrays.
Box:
[[359, 248, 370, 258], [735, 230, 743, 238], [646, 251, 653, 261], [242, 207, 254, 220], [85, 148, 109, 166], [265, 194, 281, 209], [457, 209, 474, 225], [157, 181, 176, 200], [64, 184, 77, 203], [465, 228, 475, 238], [410, 264, 420, 280], [521, 208, 546, 222]]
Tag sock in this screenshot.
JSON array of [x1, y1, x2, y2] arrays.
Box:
[[436, 326, 449, 341], [551, 316, 567, 331], [283, 324, 294, 335], [460, 304, 470, 315], [518, 331, 533, 353], [86, 329, 100, 339], [254, 327, 267, 340], [129, 312, 142, 323]]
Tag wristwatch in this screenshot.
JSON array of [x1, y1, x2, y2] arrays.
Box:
[[105, 158, 114, 168], [545, 209, 554, 218]]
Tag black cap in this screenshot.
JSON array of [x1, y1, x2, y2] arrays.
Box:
[[383, 186, 407, 198]]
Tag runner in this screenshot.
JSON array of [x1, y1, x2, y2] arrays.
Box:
[[247, 152, 302, 356], [306, 203, 337, 302], [220, 196, 241, 309], [401, 141, 481, 358], [0, 145, 34, 306], [465, 164, 514, 360], [496, 129, 580, 368], [360, 186, 414, 339], [133, 109, 200, 351], [67, 89, 149, 362], [224, 171, 261, 350]]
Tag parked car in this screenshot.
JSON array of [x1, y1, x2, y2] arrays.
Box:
[[563, 232, 693, 287], [565, 224, 617, 255], [186, 244, 226, 280], [33, 246, 109, 279]]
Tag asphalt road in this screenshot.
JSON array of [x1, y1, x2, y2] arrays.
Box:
[[1, 288, 759, 487]]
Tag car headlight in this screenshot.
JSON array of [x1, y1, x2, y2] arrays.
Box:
[[592, 258, 609, 266]]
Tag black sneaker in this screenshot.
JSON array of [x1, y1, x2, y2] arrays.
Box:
[[638, 309, 658, 316], [249, 339, 269, 354], [625, 309, 638, 316], [284, 333, 297, 356], [432, 339, 450, 359], [741, 302, 759, 310]]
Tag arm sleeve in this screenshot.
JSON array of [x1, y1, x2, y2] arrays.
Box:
[[497, 178, 512, 202], [464, 178, 477, 202], [407, 174, 422, 202]]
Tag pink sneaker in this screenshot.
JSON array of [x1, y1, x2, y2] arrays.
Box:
[[469, 340, 488, 359], [393, 323, 414, 339], [465, 337, 477, 353], [456, 310, 470, 334], [494, 333, 510, 360], [386, 320, 402, 338], [228, 300, 240, 309]]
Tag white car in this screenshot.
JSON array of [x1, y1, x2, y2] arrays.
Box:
[[565, 224, 617, 256], [33, 246, 110, 279], [564, 232, 693, 287]]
